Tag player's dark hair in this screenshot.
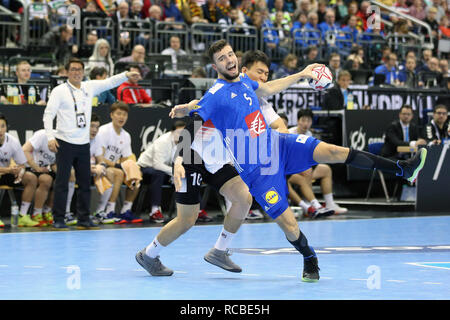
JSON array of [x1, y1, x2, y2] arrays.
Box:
[[89, 66, 107, 80], [208, 39, 231, 62], [65, 57, 84, 71], [434, 104, 448, 113], [128, 64, 142, 74], [241, 50, 271, 71], [110, 101, 129, 114], [0, 112, 7, 127], [91, 113, 101, 123], [172, 120, 186, 131], [278, 112, 288, 123], [297, 108, 314, 121]]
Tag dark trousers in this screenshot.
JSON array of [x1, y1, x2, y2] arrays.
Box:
[[141, 167, 167, 207], [53, 139, 91, 223]]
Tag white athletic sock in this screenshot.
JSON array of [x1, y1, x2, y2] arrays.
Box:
[[96, 186, 113, 213], [224, 198, 232, 213], [19, 201, 31, 216], [146, 237, 164, 258], [150, 205, 160, 214], [311, 199, 322, 209], [214, 228, 235, 251], [324, 193, 335, 207], [66, 182, 75, 213], [42, 205, 51, 214], [121, 201, 133, 214], [32, 207, 42, 217], [299, 200, 310, 211], [105, 201, 116, 214]]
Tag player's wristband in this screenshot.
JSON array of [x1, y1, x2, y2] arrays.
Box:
[[114, 163, 122, 169], [100, 163, 107, 168]]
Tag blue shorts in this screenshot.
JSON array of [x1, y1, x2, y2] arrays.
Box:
[[245, 133, 321, 219]]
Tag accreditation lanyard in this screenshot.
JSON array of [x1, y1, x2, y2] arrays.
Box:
[[66, 82, 87, 128]]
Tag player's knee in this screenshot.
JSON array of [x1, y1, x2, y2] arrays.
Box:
[[38, 175, 53, 189]]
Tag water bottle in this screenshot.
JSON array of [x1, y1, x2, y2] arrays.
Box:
[[28, 86, 36, 104], [11, 203, 19, 227], [12, 86, 19, 105], [347, 93, 354, 110], [92, 96, 98, 107], [7, 85, 13, 103]]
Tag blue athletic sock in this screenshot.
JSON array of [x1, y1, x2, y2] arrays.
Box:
[[345, 148, 401, 175], [288, 231, 316, 259]]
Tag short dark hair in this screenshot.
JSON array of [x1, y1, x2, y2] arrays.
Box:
[[297, 108, 314, 121], [65, 57, 84, 71], [0, 112, 7, 127], [241, 50, 271, 71], [128, 64, 142, 74], [172, 120, 186, 131], [278, 112, 288, 123], [434, 104, 448, 113], [89, 66, 107, 80], [91, 113, 101, 123], [399, 104, 413, 113], [208, 39, 231, 62], [110, 101, 129, 113]]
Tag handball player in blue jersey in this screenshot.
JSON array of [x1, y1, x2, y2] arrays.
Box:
[[169, 40, 427, 282]]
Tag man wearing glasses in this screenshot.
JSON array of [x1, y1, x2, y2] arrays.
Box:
[[43, 57, 140, 230], [423, 104, 449, 146]]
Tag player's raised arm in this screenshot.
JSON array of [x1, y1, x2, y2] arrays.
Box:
[[255, 63, 322, 98], [169, 99, 200, 118]]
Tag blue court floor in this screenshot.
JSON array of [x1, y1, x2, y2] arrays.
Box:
[[0, 215, 449, 300]]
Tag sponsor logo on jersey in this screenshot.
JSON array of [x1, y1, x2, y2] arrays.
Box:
[[209, 83, 224, 94], [245, 110, 266, 138], [296, 134, 309, 144], [231, 92, 237, 99], [263, 188, 281, 207]]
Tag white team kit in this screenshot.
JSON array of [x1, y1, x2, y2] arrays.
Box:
[[90, 135, 103, 165], [96, 122, 132, 163], [28, 129, 56, 167], [0, 133, 27, 167]]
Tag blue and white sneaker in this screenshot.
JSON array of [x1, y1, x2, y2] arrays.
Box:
[[65, 212, 77, 226], [100, 211, 119, 224], [115, 210, 143, 224]]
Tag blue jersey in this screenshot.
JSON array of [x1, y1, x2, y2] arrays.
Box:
[[190, 74, 278, 182]]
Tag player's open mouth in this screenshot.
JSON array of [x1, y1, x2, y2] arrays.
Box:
[[227, 64, 237, 72]]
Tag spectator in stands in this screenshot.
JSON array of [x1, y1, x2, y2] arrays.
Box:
[[291, 13, 309, 49], [85, 39, 115, 77], [218, 7, 250, 34], [398, 56, 418, 88], [438, 15, 450, 38], [117, 65, 152, 106], [316, 0, 327, 23], [80, 1, 108, 45], [239, 0, 255, 23], [111, 1, 133, 55], [344, 45, 364, 70], [96, 102, 143, 224], [304, 11, 321, 44], [191, 66, 207, 78], [355, 0, 370, 30], [287, 109, 347, 217], [161, 35, 187, 72], [89, 67, 116, 105], [270, 0, 292, 24], [294, 0, 312, 21], [216, 0, 232, 19], [417, 49, 433, 73], [422, 104, 449, 146], [342, 15, 360, 42], [381, 104, 427, 159], [162, 0, 184, 23], [318, 8, 340, 35], [22, 129, 57, 227], [335, 0, 348, 24], [28, 0, 50, 40], [323, 70, 352, 110], [428, 0, 446, 22], [118, 44, 150, 78], [328, 53, 342, 80], [130, 0, 145, 19], [181, 0, 209, 24], [39, 24, 76, 65], [0, 61, 47, 105], [284, 0, 297, 15], [420, 6, 440, 50], [342, 1, 363, 30], [261, 11, 290, 60], [408, 0, 426, 21], [202, 0, 222, 23], [55, 66, 68, 77], [303, 45, 319, 65], [439, 59, 450, 77], [418, 57, 443, 88], [76, 31, 98, 59], [374, 53, 401, 86], [273, 54, 298, 79], [137, 120, 186, 223]]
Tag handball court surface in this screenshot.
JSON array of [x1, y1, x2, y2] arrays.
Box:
[[0, 205, 449, 300]]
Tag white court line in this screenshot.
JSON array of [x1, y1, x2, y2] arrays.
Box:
[[275, 275, 296, 278], [96, 268, 115, 271], [241, 273, 260, 277], [387, 280, 406, 283], [0, 265, 8, 267], [174, 271, 187, 274], [405, 262, 450, 270], [423, 282, 442, 285], [24, 265, 44, 269], [349, 278, 367, 281]]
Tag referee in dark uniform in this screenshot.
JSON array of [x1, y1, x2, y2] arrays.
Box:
[[43, 57, 140, 230]]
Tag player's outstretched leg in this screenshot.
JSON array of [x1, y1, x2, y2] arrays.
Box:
[[275, 208, 320, 282], [313, 142, 427, 183], [204, 248, 242, 273]]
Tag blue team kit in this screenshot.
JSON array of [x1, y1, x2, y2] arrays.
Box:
[[190, 74, 321, 219]]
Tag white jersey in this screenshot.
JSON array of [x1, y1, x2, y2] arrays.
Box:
[[191, 96, 281, 174], [90, 135, 103, 165], [28, 129, 56, 167], [288, 127, 313, 137], [0, 133, 27, 167], [97, 122, 132, 164]]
